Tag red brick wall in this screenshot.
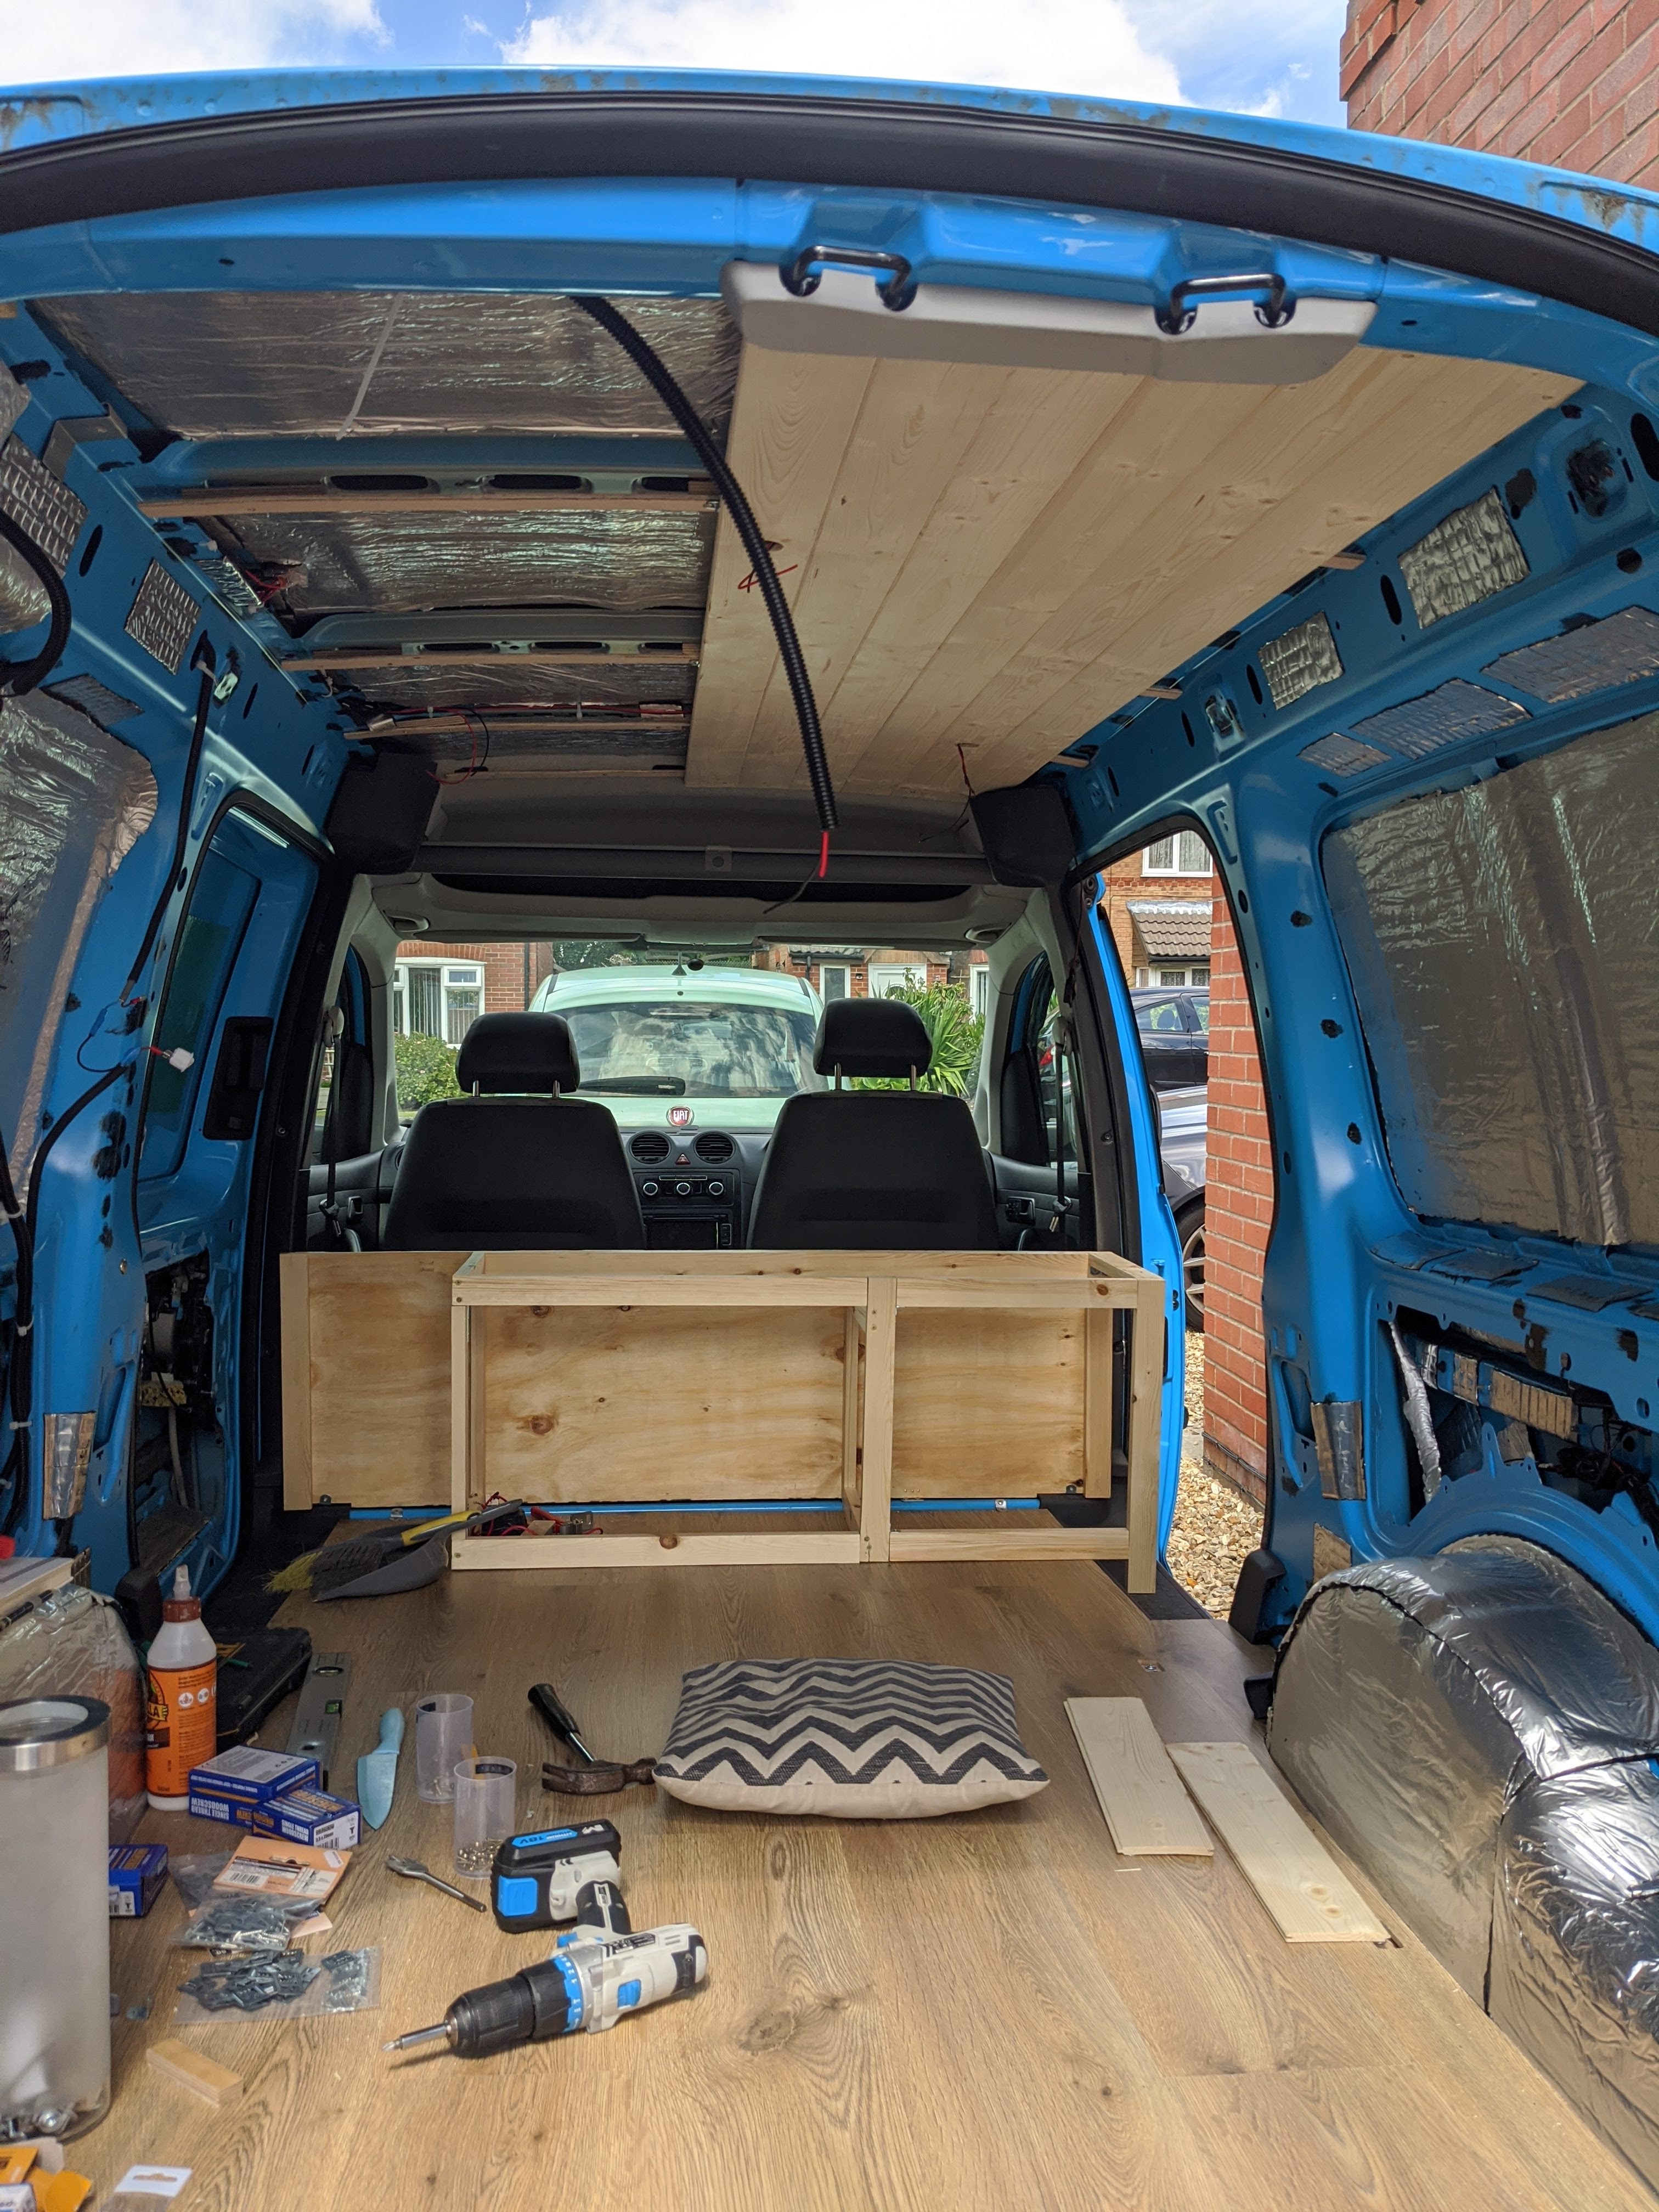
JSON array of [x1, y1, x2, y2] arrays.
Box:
[[1342, 0, 1659, 184], [765, 947, 954, 996], [393, 941, 555, 1014], [1201, 897, 1272, 1505]]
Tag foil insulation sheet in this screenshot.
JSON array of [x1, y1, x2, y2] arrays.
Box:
[[43, 675, 141, 730], [1489, 1760, 1659, 2186], [1258, 611, 1342, 710], [1348, 678, 1527, 761], [0, 535, 49, 631], [344, 661, 696, 713], [1484, 605, 1659, 704], [126, 558, 201, 673], [0, 434, 87, 573], [385, 725, 689, 769], [40, 292, 741, 442], [1324, 709, 1659, 1245], [1268, 1538, 1659, 2182], [0, 692, 156, 1193], [233, 509, 714, 617], [0, 364, 24, 442], [1298, 732, 1387, 778], [1398, 486, 1530, 628]]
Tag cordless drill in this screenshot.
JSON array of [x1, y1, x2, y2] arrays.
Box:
[[383, 1881, 708, 2059]]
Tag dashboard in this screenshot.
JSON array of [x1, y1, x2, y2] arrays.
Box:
[[622, 1127, 771, 1249]]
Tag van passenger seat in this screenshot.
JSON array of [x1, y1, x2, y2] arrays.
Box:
[[382, 1012, 645, 1250], [747, 998, 998, 1250]]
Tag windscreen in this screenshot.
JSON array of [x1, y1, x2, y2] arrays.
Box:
[[395, 940, 994, 1125], [562, 998, 821, 1099], [1323, 710, 1659, 1246]]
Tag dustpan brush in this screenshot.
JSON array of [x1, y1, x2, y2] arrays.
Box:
[[267, 1503, 517, 1596]]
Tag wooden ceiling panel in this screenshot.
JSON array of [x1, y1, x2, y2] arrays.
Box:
[[687, 343, 1578, 801]]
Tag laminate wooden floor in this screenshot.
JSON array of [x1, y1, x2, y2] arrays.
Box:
[[87, 1558, 1652, 2211]]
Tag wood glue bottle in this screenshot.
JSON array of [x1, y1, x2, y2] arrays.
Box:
[[145, 1564, 217, 1809]]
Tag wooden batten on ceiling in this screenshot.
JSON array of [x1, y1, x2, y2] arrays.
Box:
[[686, 345, 1577, 802]]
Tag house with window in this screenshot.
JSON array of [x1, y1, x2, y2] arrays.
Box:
[[1097, 831, 1215, 988], [771, 946, 991, 1014], [392, 939, 993, 1048], [392, 940, 556, 1043]]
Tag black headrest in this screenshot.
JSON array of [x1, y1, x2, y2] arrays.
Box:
[[455, 1013, 579, 1095], [814, 997, 933, 1080]]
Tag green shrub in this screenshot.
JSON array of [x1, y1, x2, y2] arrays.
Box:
[[854, 981, 984, 1098], [394, 1030, 461, 1116]]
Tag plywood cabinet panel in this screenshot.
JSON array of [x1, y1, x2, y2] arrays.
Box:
[[476, 1302, 847, 1500], [287, 1250, 467, 1506], [890, 1307, 1084, 1495]]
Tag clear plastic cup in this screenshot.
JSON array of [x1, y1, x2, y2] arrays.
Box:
[[415, 1695, 473, 1804], [453, 1756, 516, 1878]]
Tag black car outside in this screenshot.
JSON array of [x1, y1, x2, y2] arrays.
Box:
[[1132, 988, 1209, 1091]]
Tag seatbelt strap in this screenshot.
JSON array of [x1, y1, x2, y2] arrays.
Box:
[[318, 1007, 359, 1252]]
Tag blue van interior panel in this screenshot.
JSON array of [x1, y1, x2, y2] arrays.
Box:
[[1325, 711, 1659, 1248], [0, 66, 1657, 1639]]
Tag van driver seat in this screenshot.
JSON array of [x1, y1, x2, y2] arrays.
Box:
[[383, 1012, 645, 1251], [747, 998, 998, 1250]]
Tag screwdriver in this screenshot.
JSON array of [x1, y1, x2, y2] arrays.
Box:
[[527, 1681, 596, 1764]]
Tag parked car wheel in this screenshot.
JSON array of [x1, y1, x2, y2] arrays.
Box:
[[1178, 1202, 1206, 1331]]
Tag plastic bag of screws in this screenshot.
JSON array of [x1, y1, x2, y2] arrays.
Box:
[[178, 1950, 320, 2013], [171, 1894, 319, 1954], [168, 1852, 234, 1910], [173, 1946, 381, 2025]]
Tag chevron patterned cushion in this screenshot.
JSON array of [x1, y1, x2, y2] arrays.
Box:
[[653, 1658, 1049, 1819]]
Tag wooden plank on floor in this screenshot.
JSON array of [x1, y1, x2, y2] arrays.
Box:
[[1167, 1741, 1390, 1944], [1065, 1697, 1213, 1857]]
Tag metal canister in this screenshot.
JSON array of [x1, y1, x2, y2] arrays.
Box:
[[0, 1696, 111, 2141]]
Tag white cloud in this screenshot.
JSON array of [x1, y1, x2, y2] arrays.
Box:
[[1120, 0, 1345, 124], [506, 0, 1182, 106], [4, 0, 384, 86]]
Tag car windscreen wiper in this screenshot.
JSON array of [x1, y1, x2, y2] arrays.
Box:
[[574, 1076, 688, 1096]]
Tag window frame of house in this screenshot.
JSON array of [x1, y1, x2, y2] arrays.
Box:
[[867, 961, 928, 998], [1142, 830, 1214, 877], [969, 963, 992, 1019], [819, 962, 852, 1003], [393, 958, 484, 1046]]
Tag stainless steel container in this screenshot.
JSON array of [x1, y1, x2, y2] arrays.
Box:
[[0, 1696, 111, 2142]]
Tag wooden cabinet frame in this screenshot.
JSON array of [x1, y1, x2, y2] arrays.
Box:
[[280, 1246, 1166, 1589]]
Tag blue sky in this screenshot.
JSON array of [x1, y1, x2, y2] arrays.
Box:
[[11, 0, 1349, 130]]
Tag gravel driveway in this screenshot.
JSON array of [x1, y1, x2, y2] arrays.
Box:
[[1165, 1334, 1265, 1617]]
